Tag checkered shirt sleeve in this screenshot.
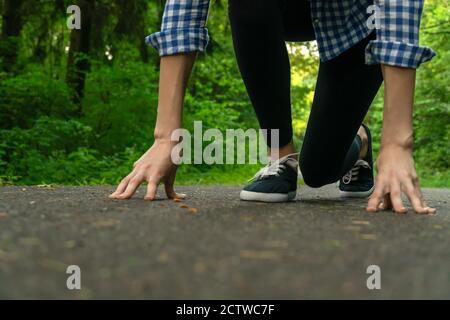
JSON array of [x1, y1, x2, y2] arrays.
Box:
[[365, 0, 436, 68], [145, 0, 210, 56]]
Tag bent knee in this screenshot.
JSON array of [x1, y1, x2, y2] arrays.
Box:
[[300, 164, 338, 188], [301, 171, 328, 188]]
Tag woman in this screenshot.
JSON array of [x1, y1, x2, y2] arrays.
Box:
[[110, 0, 436, 214]]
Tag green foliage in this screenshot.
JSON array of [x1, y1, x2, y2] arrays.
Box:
[[0, 117, 92, 184], [82, 61, 158, 154], [0, 0, 448, 187], [185, 52, 254, 131], [0, 68, 76, 128], [0, 36, 20, 71], [414, 0, 450, 179]]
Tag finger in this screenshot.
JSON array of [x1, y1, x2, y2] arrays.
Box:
[[389, 183, 407, 214], [117, 174, 144, 199], [144, 181, 159, 201], [421, 200, 437, 214], [404, 182, 428, 214], [164, 182, 186, 200], [163, 171, 186, 200], [379, 194, 392, 210], [367, 195, 383, 212], [163, 171, 176, 199], [367, 184, 384, 212], [110, 177, 131, 198], [425, 207, 437, 215], [164, 181, 176, 199], [145, 174, 162, 200], [109, 172, 135, 198], [413, 179, 437, 214]]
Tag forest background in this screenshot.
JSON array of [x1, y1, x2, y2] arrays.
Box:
[[0, 0, 448, 187]]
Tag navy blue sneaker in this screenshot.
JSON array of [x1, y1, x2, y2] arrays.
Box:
[[240, 154, 298, 202], [339, 124, 375, 198]]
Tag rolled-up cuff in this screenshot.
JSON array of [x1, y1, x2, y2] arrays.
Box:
[[365, 40, 436, 69], [145, 27, 209, 57]]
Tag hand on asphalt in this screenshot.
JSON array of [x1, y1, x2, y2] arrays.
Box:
[[109, 139, 185, 201], [367, 144, 436, 214]]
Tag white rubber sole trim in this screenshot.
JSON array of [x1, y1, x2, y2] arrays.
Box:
[[240, 190, 297, 202], [339, 185, 375, 198]]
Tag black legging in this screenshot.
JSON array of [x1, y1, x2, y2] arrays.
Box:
[[228, 0, 383, 187]]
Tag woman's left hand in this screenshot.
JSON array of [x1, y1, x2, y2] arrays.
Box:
[[367, 144, 436, 214]]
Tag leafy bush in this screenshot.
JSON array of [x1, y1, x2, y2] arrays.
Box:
[[0, 117, 93, 184], [185, 51, 254, 131], [82, 61, 159, 154], [0, 69, 76, 129]]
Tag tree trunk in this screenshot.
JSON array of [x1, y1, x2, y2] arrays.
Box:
[[0, 0, 25, 73], [66, 0, 94, 114]]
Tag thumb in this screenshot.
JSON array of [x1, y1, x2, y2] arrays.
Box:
[[164, 171, 185, 199]]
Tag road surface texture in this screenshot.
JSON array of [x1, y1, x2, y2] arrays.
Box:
[[0, 185, 449, 299]]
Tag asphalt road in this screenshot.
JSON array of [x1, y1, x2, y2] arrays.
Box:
[[0, 185, 449, 299]]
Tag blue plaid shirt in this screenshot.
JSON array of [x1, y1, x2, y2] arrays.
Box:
[[146, 0, 436, 69]]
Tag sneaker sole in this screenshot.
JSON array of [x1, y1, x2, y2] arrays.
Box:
[[339, 185, 375, 198], [240, 190, 297, 202]]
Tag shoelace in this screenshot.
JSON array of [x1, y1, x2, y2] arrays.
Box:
[[342, 159, 371, 185], [248, 153, 299, 182]]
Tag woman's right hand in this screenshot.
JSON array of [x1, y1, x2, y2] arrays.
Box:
[[109, 54, 196, 200], [109, 139, 184, 201]]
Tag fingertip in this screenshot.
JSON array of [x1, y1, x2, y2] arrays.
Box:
[[146, 184, 158, 201], [414, 208, 427, 214], [366, 205, 378, 213], [395, 207, 407, 214], [165, 191, 176, 199], [367, 197, 381, 212]]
